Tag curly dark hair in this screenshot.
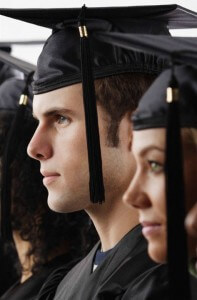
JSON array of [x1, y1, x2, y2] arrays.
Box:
[[0, 110, 97, 277]]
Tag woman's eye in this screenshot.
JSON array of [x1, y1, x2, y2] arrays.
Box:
[[148, 160, 163, 174]]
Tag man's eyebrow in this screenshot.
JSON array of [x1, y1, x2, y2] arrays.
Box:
[[32, 107, 73, 120]]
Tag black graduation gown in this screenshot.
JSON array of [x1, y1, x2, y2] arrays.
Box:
[[53, 225, 169, 299], [0, 238, 18, 296], [0, 254, 72, 300]]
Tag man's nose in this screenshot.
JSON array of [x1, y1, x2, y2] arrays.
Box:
[[123, 171, 151, 209], [27, 126, 52, 161]]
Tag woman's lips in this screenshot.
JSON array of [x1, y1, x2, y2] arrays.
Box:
[[141, 221, 162, 238]]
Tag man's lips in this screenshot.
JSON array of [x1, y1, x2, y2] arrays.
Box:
[[141, 221, 162, 238], [41, 171, 60, 185]]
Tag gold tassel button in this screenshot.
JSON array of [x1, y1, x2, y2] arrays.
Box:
[[166, 87, 179, 103], [79, 25, 88, 37], [19, 94, 28, 105]]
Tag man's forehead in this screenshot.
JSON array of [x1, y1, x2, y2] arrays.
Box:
[[32, 83, 83, 117]]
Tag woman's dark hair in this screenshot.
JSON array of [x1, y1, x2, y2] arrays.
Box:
[[0, 110, 97, 276]]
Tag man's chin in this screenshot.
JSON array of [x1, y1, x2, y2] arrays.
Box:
[[47, 194, 67, 213], [47, 193, 88, 213], [47, 200, 63, 213]]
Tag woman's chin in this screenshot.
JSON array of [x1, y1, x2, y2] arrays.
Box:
[[148, 242, 167, 264]]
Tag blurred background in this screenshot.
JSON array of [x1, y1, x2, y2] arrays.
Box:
[[0, 0, 197, 64]]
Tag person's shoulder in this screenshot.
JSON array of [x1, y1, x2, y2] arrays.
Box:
[[190, 274, 197, 300], [54, 242, 100, 297], [60, 241, 99, 281], [122, 263, 169, 300]]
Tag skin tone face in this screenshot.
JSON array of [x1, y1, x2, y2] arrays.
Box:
[[123, 128, 197, 263], [186, 203, 197, 238], [27, 83, 136, 214], [185, 203, 197, 271]]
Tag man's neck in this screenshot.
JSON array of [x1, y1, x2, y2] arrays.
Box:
[[86, 198, 139, 251]]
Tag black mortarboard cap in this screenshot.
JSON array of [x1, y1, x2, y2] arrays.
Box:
[[133, 64, 197, 129], [0, 51, 35, 241], [0, 5, 197, 94], [94, 32, 197, 127], [0, 46, 11, 54], [0, 49, 36, 76], [96, 33, 197, 66], [0, 41, 45, 46], [0, 47, 13, 84], [1, 4, 196, 204]]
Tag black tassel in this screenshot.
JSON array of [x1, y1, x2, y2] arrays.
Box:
[[0, 73, 33, 241], [78, 5, 105, 204], [165, 71, 191, 299]]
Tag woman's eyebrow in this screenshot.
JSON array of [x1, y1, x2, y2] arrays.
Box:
[[138, 145, 165, 156]]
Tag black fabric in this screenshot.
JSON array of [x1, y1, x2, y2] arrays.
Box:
[[0, 5, 197, 29], [96, 33, 197, 65], [0, 78, 33, 111], [132, 65, 197, 130], [165, 86, 190, 299], [0, 77, 34, 240], [93, 247, 113, 267], [0, 47, 15, 84], [2, 5, 196, 94], [32, 20, 166, 95], [0, 64, 16, 85], [0, 255, 72, 300], [0, 41, 44, 46], [51, 225, 170, 300], [35, 259, 80, 300], [0, 238, 18, 296], [0, 50, 36, 76]]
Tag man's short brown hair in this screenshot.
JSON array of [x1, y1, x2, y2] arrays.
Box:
[[95, 73, 156, 146]]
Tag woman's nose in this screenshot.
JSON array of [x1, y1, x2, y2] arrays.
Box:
[[123, 172, 151, 209]]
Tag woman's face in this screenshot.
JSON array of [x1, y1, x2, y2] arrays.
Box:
[[123, 128, 197, 263]]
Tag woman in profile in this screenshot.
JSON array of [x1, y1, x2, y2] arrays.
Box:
[[123, 65, 197, 276]]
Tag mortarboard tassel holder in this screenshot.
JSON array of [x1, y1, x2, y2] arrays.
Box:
[[165, 66, 191, 299], [78, 5, 105, 204]]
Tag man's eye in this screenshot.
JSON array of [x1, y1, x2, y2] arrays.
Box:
[[148, 160, 163, 173], [56, 115, 69, 125]]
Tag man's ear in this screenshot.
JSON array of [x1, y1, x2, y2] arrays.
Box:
[[119, 111, 133, 151], [126, 112, 133, 151]]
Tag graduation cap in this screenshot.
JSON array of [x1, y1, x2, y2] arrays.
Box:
[[1, 5, 196, 204], [0, 47, 13, 84], [0, 41, 45, 46], [96, 33, 197, 65], [0, 52, 35, 241], [0, 46, 11, 54]]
